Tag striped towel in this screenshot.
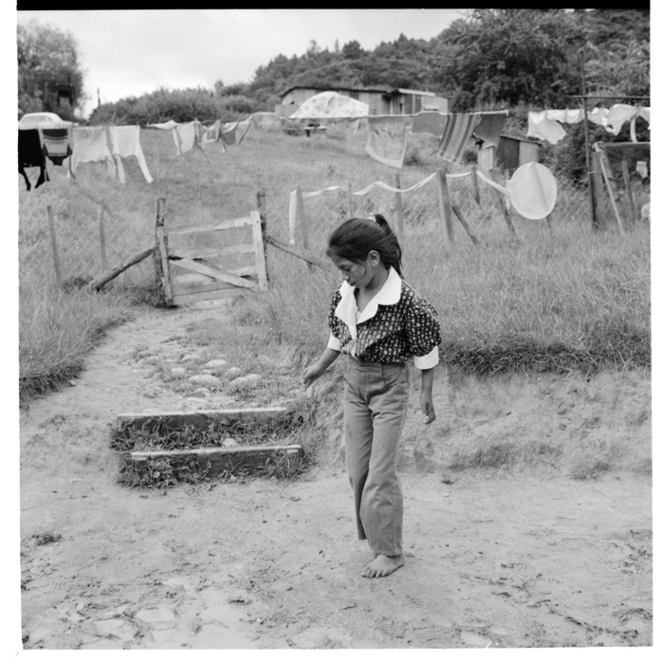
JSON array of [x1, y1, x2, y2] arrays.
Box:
[[437, 113, 481, 164], [40, 127, 72, 166]]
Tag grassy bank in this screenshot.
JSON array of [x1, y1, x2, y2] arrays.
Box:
[[18, 283, 134, 401]]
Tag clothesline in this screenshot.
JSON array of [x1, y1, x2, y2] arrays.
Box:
[[288, 169, 502, 244]]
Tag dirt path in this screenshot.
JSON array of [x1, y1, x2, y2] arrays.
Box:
[[18, 302, 653, 650]]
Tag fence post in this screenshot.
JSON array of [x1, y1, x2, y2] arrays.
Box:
[[470, 164, 481, 205], [256, 190, 270, 284], [394, 173, 405, 245], [621, 159, 637, 227], [296, 186, 313, 272], [347, 179, 354, 217], [435, 169, 454, 244], [153, 197, 173, 306], [98, 206, 109, 271], [591, 152, 606, 231], [46, 205, 63, 288], [489, 169, 518, 240]]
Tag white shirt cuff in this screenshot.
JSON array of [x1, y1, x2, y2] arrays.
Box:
[[413, 346, 439, 370], [327, 333, 342, 352]]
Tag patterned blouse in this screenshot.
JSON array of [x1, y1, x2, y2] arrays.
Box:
[[326, 267, 441, 369]]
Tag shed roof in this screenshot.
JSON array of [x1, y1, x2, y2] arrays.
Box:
[[279, 85, 439, 99]]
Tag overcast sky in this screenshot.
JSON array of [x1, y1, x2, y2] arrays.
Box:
[[16, 9, 470, 118]]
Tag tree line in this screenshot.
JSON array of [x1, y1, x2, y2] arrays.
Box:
[[18, 9, 649, 129]]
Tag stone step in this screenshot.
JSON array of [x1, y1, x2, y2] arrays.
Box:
[[123, 444, 303, 481], [115, 406, 296, 434]]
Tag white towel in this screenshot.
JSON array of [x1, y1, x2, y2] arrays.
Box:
[[109, 126, 153, 184], [70, 127, 116, 177]]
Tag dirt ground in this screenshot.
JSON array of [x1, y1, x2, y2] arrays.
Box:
[[17, 300, 653, 651]]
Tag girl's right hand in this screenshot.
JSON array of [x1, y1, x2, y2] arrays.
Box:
[[302, 363, 325, 387]]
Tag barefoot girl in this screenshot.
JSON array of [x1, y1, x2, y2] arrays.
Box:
[[303, 215, 441, 578]]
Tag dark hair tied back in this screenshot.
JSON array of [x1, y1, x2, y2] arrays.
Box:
[[327, 213, 403, 277]]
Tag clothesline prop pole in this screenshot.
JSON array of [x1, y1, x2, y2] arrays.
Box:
[[98, 206, 109, 271], [435, 169, 454, 245], [394, 173, 405, 244], [590, 152, 606, 231], [46, 205, 63, 289], [295, 186, 313, 273], [451, 205, 480, 246], [621, 160, 637, 228], [489, 170, 518, 241], [579, 49, 599, 231], [595, 146, 625, 235]]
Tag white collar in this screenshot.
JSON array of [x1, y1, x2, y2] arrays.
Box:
[[335, 267, 402, 339]]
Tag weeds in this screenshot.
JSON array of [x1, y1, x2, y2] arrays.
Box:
[[31, 531, 63, 546]]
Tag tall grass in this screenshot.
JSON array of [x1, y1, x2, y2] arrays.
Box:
[[18, 121, 650, 404], [19, 282, 133, 401], [262, 217, 650, 376]]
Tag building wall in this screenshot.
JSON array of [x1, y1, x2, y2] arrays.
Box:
[[278, 87, 450, 116]]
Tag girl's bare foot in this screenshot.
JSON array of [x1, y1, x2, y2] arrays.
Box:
[[361, 554, 404, 578]]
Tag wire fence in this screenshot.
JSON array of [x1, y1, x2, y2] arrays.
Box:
[[19, 128, 650, 294], [263, 166, 597, 286], [19, 188, 156, 291]]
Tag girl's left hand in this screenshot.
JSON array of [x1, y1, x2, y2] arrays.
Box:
[[420, 391, 436, 424]]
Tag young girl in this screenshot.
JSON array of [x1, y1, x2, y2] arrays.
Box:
[[303, 214, 441, 579]]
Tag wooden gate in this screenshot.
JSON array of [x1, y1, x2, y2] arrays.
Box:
[[153, 198, 268, 306]]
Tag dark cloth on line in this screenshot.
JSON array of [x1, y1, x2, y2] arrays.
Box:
[[220, 126, 236, 145], [18, 129, 49, 191], [473, 111, 508, 147], [411, 111, 449, 137]]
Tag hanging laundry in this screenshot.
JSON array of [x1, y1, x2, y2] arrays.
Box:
[[587, 107, 610, 130], [70, 127, 116, 178], [18, 128, 49, 191], [108, 125, 153, 184], [526, 110, 568, 145], [220, 125, 236, 145], [437, 113, 481, 164], [201, 119, 221, 144], [40, 127, 72, 166], [172, 121, 209, 157], [411, 111, 448, 137], [605, 104, 650, 141], [472, 110, 509, 147], [528, 106, 650, 144], [365, 115, 411, 169], [545, 108, 584, 124], [221, 118, 244, 146]]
